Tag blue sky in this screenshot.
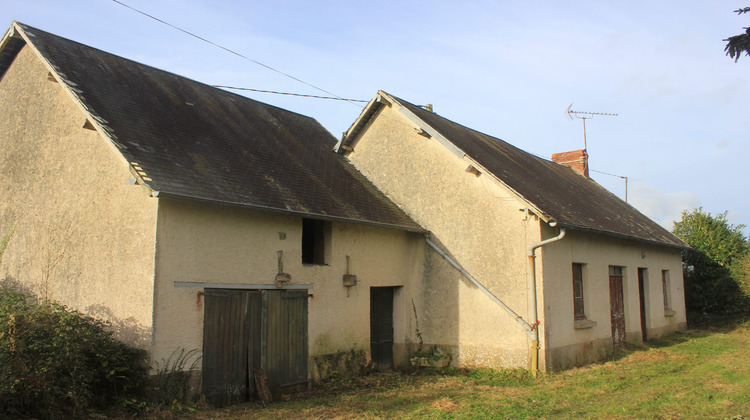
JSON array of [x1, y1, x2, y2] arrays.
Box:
[[3, 0, 749, 236]]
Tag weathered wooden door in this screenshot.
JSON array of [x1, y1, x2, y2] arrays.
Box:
[[370, 287, 394, 366], [265, 290, 309, 394], [637, 268, 648, 342], [202, 289, 262, 406], [609, 266, 626, 347], [202, 289, 308, 405]]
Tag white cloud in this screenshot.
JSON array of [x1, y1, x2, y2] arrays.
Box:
[[628, 183, 701, 231]]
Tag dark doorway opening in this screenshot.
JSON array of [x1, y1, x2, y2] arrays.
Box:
[[302, 219, 329, 265], [370, 287, 395, 366], [638, 268, 648, 342]]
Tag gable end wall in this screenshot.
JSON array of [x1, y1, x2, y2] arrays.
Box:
[[345, 105, 548, 369], [0, 45, 158, 348]]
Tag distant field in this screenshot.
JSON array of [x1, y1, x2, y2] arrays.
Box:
[[192, 323, 749, 419]]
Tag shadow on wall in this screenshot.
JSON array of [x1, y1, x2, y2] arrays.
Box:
[[420, 234, 460, 365], [86, 304, 151, 350], [1, 277, 152, 350], [0, 276, 34, 295]]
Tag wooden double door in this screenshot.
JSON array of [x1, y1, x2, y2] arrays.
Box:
[[202, 289, 308, 405]]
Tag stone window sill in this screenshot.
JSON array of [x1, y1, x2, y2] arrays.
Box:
[[574, 319, 597, 329], [664, 308, 676, 317]]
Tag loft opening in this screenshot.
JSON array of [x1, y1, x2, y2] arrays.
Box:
[[302, 218, 331, 265]]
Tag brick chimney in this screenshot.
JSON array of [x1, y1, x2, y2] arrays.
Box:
[[552, 149, 589, 178]]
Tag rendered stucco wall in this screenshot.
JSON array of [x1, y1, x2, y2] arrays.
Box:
[[152, 198, 425, 375], [345, 103, 543, 368], [0, 45, 158, 348], [540, 228, 687, 370]]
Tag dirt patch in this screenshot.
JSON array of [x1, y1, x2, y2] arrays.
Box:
[[623, 348, 669, 363], [432, 397, 461, 412]]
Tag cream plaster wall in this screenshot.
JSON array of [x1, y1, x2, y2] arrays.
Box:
[[345, 104, 544, 368], [151, 198, 425, 369], [540, 228, 687, 370], [0, 45, 158, 348]]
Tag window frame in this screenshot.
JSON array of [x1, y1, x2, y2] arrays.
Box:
[[661, 269, 674, 314], [572, 263, 586, 321]]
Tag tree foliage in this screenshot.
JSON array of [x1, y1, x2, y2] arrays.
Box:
[[733, 252, 750, 298], [673, 208, 748, 267], [673, 208, 749, 321], [724, 7, 750, 62]]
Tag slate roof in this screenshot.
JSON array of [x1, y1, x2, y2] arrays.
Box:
[[0, 22, 422, 232], [342, 91, 687, 248]]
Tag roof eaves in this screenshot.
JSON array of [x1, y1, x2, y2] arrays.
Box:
[[155, 191, 429, 233], [559, 222, 689, 250]]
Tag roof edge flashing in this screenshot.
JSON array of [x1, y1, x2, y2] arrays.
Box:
[[1, 22, 18, 49], [384, 93, 465, 159], [336, 94, 389, 154], [10, 22, 134, 169]]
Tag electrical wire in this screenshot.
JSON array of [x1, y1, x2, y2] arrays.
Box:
[[110, 0, 558, 163], [212, 86, 368, 102], [110, 0, 364, 107], [590, 168, 627, 179]]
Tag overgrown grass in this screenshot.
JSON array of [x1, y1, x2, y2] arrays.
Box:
[[188, 323, 750, 419]]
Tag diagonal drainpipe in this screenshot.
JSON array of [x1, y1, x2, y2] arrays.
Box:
[[424, 223, 565, 378], [424, 234, 534, 333]]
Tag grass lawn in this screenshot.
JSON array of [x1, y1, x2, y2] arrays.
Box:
[[181, 323, 749, 419]]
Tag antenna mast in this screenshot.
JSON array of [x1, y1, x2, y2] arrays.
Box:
[[566, 105, 628, 201], [566, 104, 617, 151]]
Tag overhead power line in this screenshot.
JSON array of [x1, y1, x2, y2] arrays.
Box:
[[213, 86, 368, 102], [110, 0, 362, 107], [590, 168, 629, 202]]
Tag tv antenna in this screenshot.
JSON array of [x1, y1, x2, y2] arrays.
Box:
[[566, 104, 627, 201], [566, 104, 618, 150]]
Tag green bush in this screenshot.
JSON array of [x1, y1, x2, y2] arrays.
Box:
[[683, 259, 749, 323], [0, 285, 148, 419], [673, 209, 750, 323]]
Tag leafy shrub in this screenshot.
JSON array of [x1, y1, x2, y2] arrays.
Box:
[[0, 285, 148, 419], [673, 209, 750, 323]]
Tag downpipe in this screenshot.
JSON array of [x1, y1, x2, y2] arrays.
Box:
[[527, 225, 566, 377]]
